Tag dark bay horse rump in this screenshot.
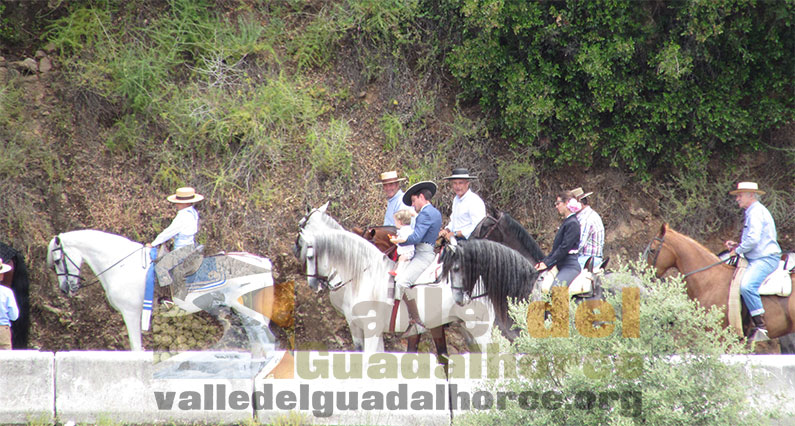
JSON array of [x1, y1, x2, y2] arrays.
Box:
[[352, 225, 398, 260], [470, 211, 545, 264], [0, 242, 30, 349]]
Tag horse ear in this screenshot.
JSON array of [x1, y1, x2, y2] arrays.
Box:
[[660, 223, 668, 236], [319, 201, 329, 213], [585, 256, 594, 272], [366, 228, 376, 239], [600, 257, 609, 270]]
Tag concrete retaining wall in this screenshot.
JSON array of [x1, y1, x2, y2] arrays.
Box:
[[2, 351, 795, 424]]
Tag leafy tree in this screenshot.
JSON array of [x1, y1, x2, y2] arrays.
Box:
[[441, 0, 794, 176]]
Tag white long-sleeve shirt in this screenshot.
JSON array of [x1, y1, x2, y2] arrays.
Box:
[[445, 189, 487, 239], [151, 206, 199, 249]]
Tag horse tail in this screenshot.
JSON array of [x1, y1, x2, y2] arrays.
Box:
[[0, 243, 30, 349], [11, 252, 31, 349]]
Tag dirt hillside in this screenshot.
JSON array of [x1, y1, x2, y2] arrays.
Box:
[[1, 32, 793, 355]]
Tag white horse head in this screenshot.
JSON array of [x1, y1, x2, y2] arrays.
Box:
[[297, 220, 494, 352], [48, 234, 87, 296]]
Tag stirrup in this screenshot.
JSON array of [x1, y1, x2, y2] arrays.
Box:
[[750, 328, 770, 342]]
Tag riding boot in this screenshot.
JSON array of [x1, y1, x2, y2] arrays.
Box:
[[750, 314, 770, 342], [400, 295, 426, 338]]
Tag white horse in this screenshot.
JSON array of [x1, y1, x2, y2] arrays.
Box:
[[47, 230, 277, 353], [295, 203, 495, 353]]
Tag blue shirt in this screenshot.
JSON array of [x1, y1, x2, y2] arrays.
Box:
[[384, 190, 412, 226], [402, 203, 442, 246], [736, 201, 780, 260], [0, 285, 19, 326]]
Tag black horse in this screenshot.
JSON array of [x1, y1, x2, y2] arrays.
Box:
[[441, 239, 539, 341], [470, 210, 545, 264], [0, 242, 30, 349]]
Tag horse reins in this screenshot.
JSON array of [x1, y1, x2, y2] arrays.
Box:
[[645, 234, 731, 278], [52, 235, 146, 290]]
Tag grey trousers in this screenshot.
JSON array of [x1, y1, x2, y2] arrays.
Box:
[[155, 244, 194, 287], [395, 243, 434, 300]]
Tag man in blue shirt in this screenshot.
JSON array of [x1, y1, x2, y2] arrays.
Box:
[[390, 181, 442, 337], [0, 259, 19, 350], [725, 182, 781, 341], [377, 171, 411, 227]]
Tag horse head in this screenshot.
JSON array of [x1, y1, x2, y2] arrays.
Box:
[[295, 230, 321, 292], [441, 244, 468, 306], [47, 235, 83, 296], [644, 223, 676, 277]]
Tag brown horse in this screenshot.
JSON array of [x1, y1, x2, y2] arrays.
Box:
[[646, 223, 795, 339], [351, 226, 398, 260]]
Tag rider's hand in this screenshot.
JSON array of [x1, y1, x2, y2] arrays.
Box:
[[724, 240, 738, 250], [145, 243, 152, 248], [535, 262, 547, 271]]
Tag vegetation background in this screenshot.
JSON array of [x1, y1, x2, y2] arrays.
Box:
[[0, 0, 792, 356]]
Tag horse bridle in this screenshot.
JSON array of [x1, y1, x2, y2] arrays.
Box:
[[644, 234, 730, 278], [51, 236, 83, 286], [445, 244, 489, 300]]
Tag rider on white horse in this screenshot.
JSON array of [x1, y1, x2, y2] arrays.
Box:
[[389, 181, 442, 337], [146, 187, 204, 297]]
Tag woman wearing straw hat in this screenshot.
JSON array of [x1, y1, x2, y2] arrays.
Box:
[[146, 187, 204, 288], [0, 259, 19, 350], [724, 181, 781, 341]]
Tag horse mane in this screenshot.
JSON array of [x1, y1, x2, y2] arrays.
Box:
[[315, 211, 345, 230], [500, 213, 546, 262], [312, 230, 392, 297], [0, 242, 30, 349], [665, 226, 720, 261], [442, 239, 538, 339]]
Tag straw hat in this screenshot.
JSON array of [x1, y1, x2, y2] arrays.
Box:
[[403, 181, 437, 205], [376, 171, 406, 185], [729, 182, 765, 195], [569, 187, 593, 200], [166, 187, 205, 203], [442, 168, 477, 180], [0, 258, 12, 274]]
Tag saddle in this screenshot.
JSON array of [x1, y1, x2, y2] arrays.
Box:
[[386, 253, 445, 299], [756, 253, 795, 297], [538, 257, 608, 297]]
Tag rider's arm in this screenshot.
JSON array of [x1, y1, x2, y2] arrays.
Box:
[[735, 206, 762, 256], [404, 210, 431, 246], [150, 211, 189, 247]]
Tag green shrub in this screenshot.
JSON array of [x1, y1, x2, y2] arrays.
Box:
[[456, 259, 768, 425], [380, 111, 404, 151], [442, 0, 794, 176], [308, 118, 353, 181]]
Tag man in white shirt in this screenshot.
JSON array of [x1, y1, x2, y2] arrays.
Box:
[[146, 187, 204, 287], [439, 168, 487, 241]]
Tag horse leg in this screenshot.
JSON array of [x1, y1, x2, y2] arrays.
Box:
[[119, 310, 143, 351], [430, 326, 449, 369], [778, 333, 795, 354], [406, 335, 420, 352]]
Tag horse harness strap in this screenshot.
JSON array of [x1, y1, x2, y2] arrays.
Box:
[[682, 257, 732, 278], [53, 236, 146, 290], [480, 213, 503, 241]]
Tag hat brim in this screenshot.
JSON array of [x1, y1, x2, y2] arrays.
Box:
[[167, 194, 205, 203], [579, 191, 593, 199], [729, 189, 765, 195], [443, 175, 477, 180], [375, 178, 406, 185], [403, 181, 437, 205], [0, 263, 11, 274]]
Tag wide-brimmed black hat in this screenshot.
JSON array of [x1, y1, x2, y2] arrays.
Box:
[[443, 168, 477, 180], [403, 181, 437, 205]]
